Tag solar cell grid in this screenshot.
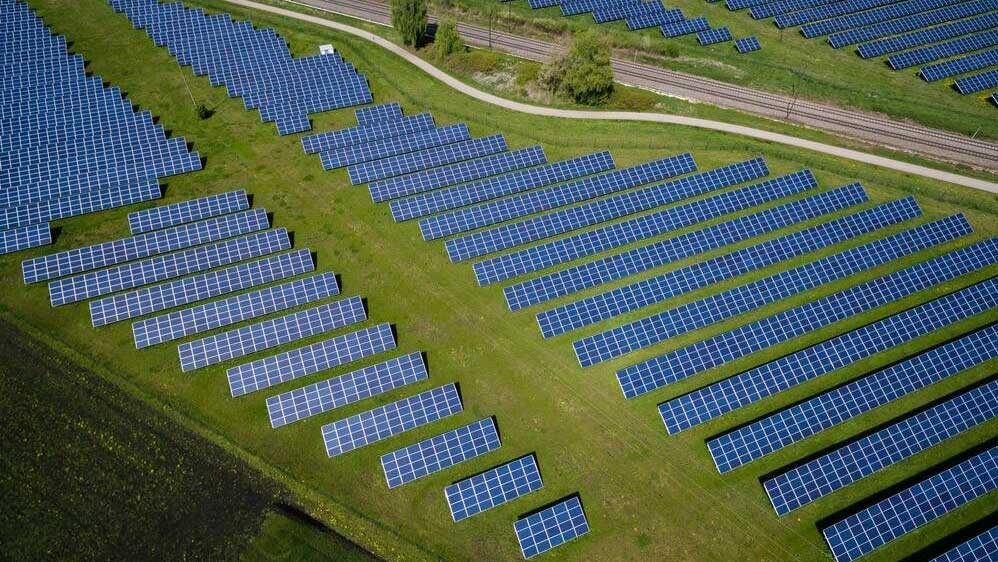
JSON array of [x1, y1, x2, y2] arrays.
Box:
[[381, 417, 501, 488], [887, 29, 998, 70], [929, 527, 998, 562], [661, 17, 710, 37], [507, 181, 870, 312], [775, 0, 895, 28], [698, 27, 732, 45], [539, 193, 918, 338], [1, 177, 162, 232], [321, 124, 470, 170], [822, 447, 998, 562], [921, 48, 998, 81], [127, 190, 248, 234], [322, 383, 463, 457], [707, 311, 998, 474], [515, 496, 590, 559], [266, 352, 427, 427], [856, 11, 998, 57], [445, 455, 543, 522], [735, 36, 761, 53], [765, 377, 998, 515], [801, 0, 969, 38], [355, 102, 404, 126], [348, 134, 508, 185], [301, 113, 435, 154], [178, 296, 365, 372], [227, 322, 396, 397], [616, 233, 994, 396], [660, 277, 997, 434], [0, 222, 51, 255], [956, 70, 998, 95], [625, 8, 685, 30], [473, 169, 813, 287]]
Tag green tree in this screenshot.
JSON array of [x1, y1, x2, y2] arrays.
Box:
[[434, 18, 464, 61], [390, 0, 428, 47], [539, 30, 614, 105]]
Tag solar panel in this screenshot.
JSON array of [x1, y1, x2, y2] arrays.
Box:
[[625, 8, 686, 30], [822, 446, 998, 562], [390, 151, 616, 222], [661, 17, 710, 37], [929, 527, 998, 562], [956, 69, 998, 95], [616, 232, 992, 395], [1, 177, 162, 232], [422, 153, 696, 243], [887, 30, 998, 70], [515, 496, 591, 559], [445, 455, 543, 522], [23, 208, 269, 285], [698, 27, 732, 45], [764, 377, 998, 515], [127, 190, 248, 234], [0, 222, 51, 255], [370, 146, 547, 203], [921, 49, 998, 81], [178, 296, 365, 372], [801, 0, 969, 38], [227, 322, 396, 397], [134, 271, 339, 348], [775, 0, 896, 28], [89, 248, 312, 327], [301, 113, 435, 154], [321, 124, 470, 170], [348, 134, 508, 185], [381, 417, 501, 488], [506, 182, 870, 312], [322, 383, 463, 457], [708, 317, 998, 474], [539, 194, 918, 338], [660, 277, 997, 434], [266, 352, 427, 427], [735, 36, 761, 53], [49, 228, 290, 307], [857, 12, 998, 57], [355, 102, 403, 126], [474, 170, 814, 288]]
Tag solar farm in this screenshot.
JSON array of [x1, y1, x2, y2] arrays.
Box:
[[2, 0, 996, 561]]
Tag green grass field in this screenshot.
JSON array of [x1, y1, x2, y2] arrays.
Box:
[[4, 0, 996, 560]]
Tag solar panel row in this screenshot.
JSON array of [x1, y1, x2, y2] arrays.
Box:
[[381, 417, 501, 488], [801, 0, 969, 38], [856, 11, 998, 58], [0, 222, 51, 255], [735, 36, 762, 52], [348, 134, 509, 185], [302, 113, 435, 155], [930, 527, 998, 562], [661, 17, 710, 37], [698, 27, 732, 45], [355, 102, 403, 126], [955, 70, 998, 95], [832, 0, 997, 49], [515, 496, 591, 559], [921, 49, 998, 81], [127, 190, 248, 235], [320, 124, 471, 170], [887, 29, 998, 70], [445, 455, 543, 522]]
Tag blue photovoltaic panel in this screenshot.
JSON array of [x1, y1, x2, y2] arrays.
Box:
[[661, 17, 709, 37], [697, 27, 732, 45], [625, 8, 686, 30], [127, 190, 248, 234], [800, 0, 969, 38], [581, 213, 968, 370], [506, 182, 868, 312], [0, 177, 162, 232], [887, 30, 998, 70], [708, 319, 998, 474], [49, 228, 290, 307], [390, 151, 616, 222], [660, 278, 997, 434], [445, 455, 543, 522], [227, 322, 396, 397], [422, 153, 697, 243], [370, 146, 547, 203], [929, 527, 998, 562], [322, 383, 463, 457], [539, 194, 918, 337], [616, 233, 993, 395], [775, 0, 896, 28], [23, 209, 269, 284], [266, 352, 427, 427], [0, 223, 51, 255], [302, 113, 436, 154], [921, 49, 998, 81], [321, 124, 470, 170], [381, 417, 501, 488], [822, 447, 998, 562], [764, 377, 998, 515], [475, 170, 814, 287], [134, 272, 339, 348], [178, 296, 365, 372], [856, 12, 998, 58], [956, 70, 998, 95], [355, 102, 403, 126], [749, 0, 841, 19], [348, 134, 508, 185], [89, 248, 312, 327], [515, 496, 590, 559], [735, 36, 761, 53]]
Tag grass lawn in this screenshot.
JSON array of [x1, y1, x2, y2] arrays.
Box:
[[4, 0, 996, 561]]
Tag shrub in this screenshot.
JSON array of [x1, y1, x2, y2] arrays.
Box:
[[434, 17, 464, 60], [539, 30, 614, 105], [390, 0, 428, 47]]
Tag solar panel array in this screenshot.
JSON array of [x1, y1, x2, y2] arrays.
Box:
[[735, 36, 762, 53], [0, 0, 203, 254], [822, 446, 998, 562], [660, 277, 997, 434], [515, 496, 591, 559], [108, 0, 372, 135], [349, 135, 509, 185], [445, 455, 543, 522], [857, 11, 998, 57], [764, 377, 998, 515], [887, 30, 998, 70], [267, 353, 428, 428], [320, 124, 471, 170], [662, 17, 710, 37], [381, 417, 501, 488], [707, 317, 998, 474], [697, 27, 732, 45], [127, 190, 249, 235], [920, 49, 998, 82], [831, 0, 997, 48], [930, 527, 998, 562], [322, 383, 463, 457], [800, 0, 970, 38], [302, 113, 436, 155], [956, 70, 998, 95]]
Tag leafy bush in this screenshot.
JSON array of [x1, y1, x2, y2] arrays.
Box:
[[539, 30, 614, 105], [390, 0, 428, 47], [434, 17, 464, 61]]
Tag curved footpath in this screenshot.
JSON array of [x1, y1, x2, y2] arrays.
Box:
[[226, 0, 998, 192]]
